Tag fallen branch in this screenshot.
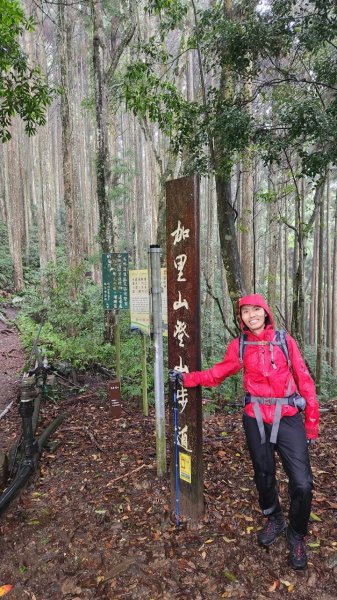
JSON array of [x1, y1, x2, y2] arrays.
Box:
[[82, 426, 104, 453], [56, 375, 82, 389], [0, 401, 14, 420], [106, 463, 147, 486], [94, 363, 116, 378], [66, 391, 99, 404], [69, 425, 104, 452]]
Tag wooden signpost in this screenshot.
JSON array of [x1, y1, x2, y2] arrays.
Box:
[[166, 174, 203, 520], [102, 253, 129, 311], [102, 253, 129, 381], [107, 379, 122, 419]]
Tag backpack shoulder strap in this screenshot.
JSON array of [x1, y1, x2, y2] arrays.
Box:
[[239, 329, 292, 368], [239, 333, 247, 364], [274, 330, 291, 369]]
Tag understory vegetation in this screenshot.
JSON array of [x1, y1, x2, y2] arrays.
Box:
[[15, 259, 153, 402], [1, 225, 336, 407]]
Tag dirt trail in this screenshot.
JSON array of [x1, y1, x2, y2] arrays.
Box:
[[0, 307, 23, 419], [0, 316, 336, 599]]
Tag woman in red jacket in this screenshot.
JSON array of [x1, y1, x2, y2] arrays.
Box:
[[169, 293, 319, 570]]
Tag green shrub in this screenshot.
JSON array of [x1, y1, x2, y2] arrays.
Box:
[[17, 259, 155, 401], [0, 222, 14, 291], [305, 345, 337, 401]]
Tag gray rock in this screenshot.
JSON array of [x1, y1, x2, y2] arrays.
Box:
[[326, 550, 337, 569]]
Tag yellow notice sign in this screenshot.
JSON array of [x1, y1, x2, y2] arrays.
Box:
[[179, 452, 191, 484], [129, 268, 167, 336]]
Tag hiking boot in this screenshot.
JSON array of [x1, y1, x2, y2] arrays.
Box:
[[257, 513, 286, 547], [286, 526, 307, 570]]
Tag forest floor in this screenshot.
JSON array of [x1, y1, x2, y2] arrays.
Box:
[[0, 307, 337, 600]]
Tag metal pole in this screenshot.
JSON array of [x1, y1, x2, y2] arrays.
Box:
[[115, 313, 121, 382], [149, 244, 167, 476], [140, 332, 148, 416]]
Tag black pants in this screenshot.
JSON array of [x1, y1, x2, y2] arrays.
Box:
[[243, 413, 313, 536]]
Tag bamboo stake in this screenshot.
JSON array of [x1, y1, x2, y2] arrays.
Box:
[[0, 402, 13, 420], [106, 463, 147, 486]]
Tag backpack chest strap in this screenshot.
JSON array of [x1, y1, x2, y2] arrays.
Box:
[[239, 331, 291, 369], [244, 340, 270, 346]]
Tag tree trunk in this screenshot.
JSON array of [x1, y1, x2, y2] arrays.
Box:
[[57, 1, 81, 270], [192, 0, 245, 315], [315, 187, 325, 393], [291, 190, 306, 351], [309, 213, 319, 347], [140, 116, 176, 253], [213, 24, 245, 308], [284, 206, 290, 330], [331, 193, 337, 374], [204, 174, 215, 313], [279, 221, 283, 327], [92, 0, 114, 253], [291, 180, 325, 350], [241, 149, 254, 293], [92, 0, 135, 253], [325, 172, 332, 364], [214, 174, 245, 307], [240, 72, 254, 293], [267, 167, 279, 313], [3, 127, 24, 291]]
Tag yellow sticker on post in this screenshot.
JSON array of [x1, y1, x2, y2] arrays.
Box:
[[179, 452, 191, 483]]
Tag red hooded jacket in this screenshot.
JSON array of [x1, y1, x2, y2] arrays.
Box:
[[183, 294, 319, 439]]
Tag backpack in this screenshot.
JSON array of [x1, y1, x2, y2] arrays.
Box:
[[239, 329, 291, 370]]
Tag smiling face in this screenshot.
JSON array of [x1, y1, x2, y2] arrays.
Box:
[[240, 304, 267, 336]]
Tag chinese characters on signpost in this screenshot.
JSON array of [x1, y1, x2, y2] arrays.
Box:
[[166, 175, 203, 520], [102, 253, 129, 310], [102, 252, 129, 383]]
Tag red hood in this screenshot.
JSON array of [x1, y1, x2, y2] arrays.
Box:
[[238, 294, 274, 332]]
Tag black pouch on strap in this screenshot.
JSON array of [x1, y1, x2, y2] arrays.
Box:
[[291, 394, 306, 412]]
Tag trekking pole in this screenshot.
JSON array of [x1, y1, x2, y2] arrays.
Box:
[[173, 377, 180, 528]]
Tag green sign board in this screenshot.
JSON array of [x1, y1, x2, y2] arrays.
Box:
[[102, 253, 129, 310]]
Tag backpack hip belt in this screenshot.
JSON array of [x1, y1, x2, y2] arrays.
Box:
[[244, 393, 302, 445]]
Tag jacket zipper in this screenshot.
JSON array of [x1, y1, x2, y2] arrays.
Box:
[[261, 348, 266, 376]]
